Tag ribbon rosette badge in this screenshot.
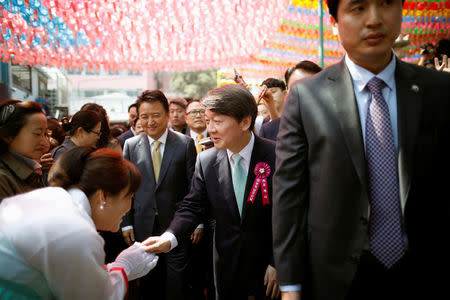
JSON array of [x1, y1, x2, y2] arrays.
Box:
[[247, 162, 271, 205]]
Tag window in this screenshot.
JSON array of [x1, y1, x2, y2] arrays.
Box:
[[11, 65, 31, 92]]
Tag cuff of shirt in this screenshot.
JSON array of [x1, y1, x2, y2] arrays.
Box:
[[121, 226, 133, 232], [280, 284, 301, 292], [196, 223, 204, 229], [161, 231, 178, 251]]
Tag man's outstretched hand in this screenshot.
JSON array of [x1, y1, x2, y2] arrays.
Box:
[[142, 235, 171, 254]]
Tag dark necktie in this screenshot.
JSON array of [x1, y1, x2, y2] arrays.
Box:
[[365, 77, 405, 268]]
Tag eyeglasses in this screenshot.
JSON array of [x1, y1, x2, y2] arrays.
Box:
[[187, 109, 205, 116], [89, 130, 102, 136]]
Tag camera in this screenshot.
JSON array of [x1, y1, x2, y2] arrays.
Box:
[[420, 43, 434, 56]]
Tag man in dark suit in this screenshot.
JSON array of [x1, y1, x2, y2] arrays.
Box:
[[144, 84, 280, 300], [121, 90, 197, 300], [259, 63, 322, 141], [183, 98, 215, 300], [272, 1, 450, 300], [185, 100, 209, 153], [169, 97, 188, 134], [117, 103, 137, 148]]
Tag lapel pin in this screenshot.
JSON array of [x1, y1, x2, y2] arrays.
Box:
[[411, 84, 419, 93]]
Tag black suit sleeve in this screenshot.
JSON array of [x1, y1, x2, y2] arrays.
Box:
[[272, 85, 310, 285], [185, 137, 197, 191], [121, 140, 134, 228], [259, 123, 267, 138], [168, 155, 209, 242]]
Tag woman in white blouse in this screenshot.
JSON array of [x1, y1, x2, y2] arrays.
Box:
[[0, 147, 158, 299]]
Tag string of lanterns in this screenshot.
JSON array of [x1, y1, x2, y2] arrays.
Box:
[[240, 0, 449, 79], [0, 0, 448, 74], [0, 0, 288, 72]]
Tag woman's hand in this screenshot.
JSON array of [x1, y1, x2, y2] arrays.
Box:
[[40, 153, 54, 171]]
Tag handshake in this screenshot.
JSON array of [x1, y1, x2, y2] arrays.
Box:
[[107, 242, 159, 281]]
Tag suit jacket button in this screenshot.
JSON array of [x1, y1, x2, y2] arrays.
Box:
[[360, 217, 368, 226], [351, 254, 360, 264]]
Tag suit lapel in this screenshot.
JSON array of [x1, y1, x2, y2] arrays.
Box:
[[137, 134, 156, 187], [395, 61, 422, 204], [330, 61, 368, 192], [214, 150, 241, 224], [156, 130, 176, 189], [240, 137, 265, 223]]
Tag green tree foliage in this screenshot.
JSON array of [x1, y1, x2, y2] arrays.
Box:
[[171, 70, 217, 99]]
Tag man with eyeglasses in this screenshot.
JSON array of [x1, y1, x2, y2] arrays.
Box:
[[185, 100, 209, 154], [184, 99, 215, 299]]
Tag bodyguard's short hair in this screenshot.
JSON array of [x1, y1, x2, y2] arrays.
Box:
[[202, 84, 257, 131], [169, 97, 188, 110], [261, 78, 286, 91], [327, 0, 405, 20], [136, 90, 169, 114], [128, 103, 137, 112], [284, 60, 322, 87]]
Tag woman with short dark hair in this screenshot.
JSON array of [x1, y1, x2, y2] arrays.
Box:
[[0, 147, 158, 299], [0, 99, 49, 201], [51, 110, 102, 161]]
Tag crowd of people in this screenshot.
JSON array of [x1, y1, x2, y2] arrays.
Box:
[[0, 0, 450, 299]]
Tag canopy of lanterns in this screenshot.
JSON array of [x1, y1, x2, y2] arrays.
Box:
[[241, 0, 449, 78], [0, 0, 448, 73]]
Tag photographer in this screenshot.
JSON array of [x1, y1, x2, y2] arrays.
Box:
[[418, 43, 436, 68]]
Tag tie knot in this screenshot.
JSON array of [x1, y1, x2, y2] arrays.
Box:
[[366, 77, 386, 95], [153, 140, 161, 149], [197, 134, 203, 141], [232, 153, 242, 164]]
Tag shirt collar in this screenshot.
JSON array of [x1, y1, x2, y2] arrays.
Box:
[[345, 52, 396, 93], [9, 150, 41, 170], [190, 129, 208, 140], [147, 128, 169, 146], [130, 127, 136, 135], [68, 188, 91, 217], [226, 132, 255, 164]]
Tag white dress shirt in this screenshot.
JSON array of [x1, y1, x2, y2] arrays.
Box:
[[226, 132, 255, 179], [190, 129, 208, 146], [147, 128, 169, 158], [345, 53, 398, 151]]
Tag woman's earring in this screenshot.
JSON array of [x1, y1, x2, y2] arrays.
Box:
[[100, 201, 106, 210]]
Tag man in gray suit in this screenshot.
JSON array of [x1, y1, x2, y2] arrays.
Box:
[[272, 1, 450, 300], [122, 90, 197, 300]]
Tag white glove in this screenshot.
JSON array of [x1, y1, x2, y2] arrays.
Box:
[[107, 242, 159, 281]]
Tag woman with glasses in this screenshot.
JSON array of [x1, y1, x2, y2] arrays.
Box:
[[0, 99, 50, 201], [51, 110, 102, 161]]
